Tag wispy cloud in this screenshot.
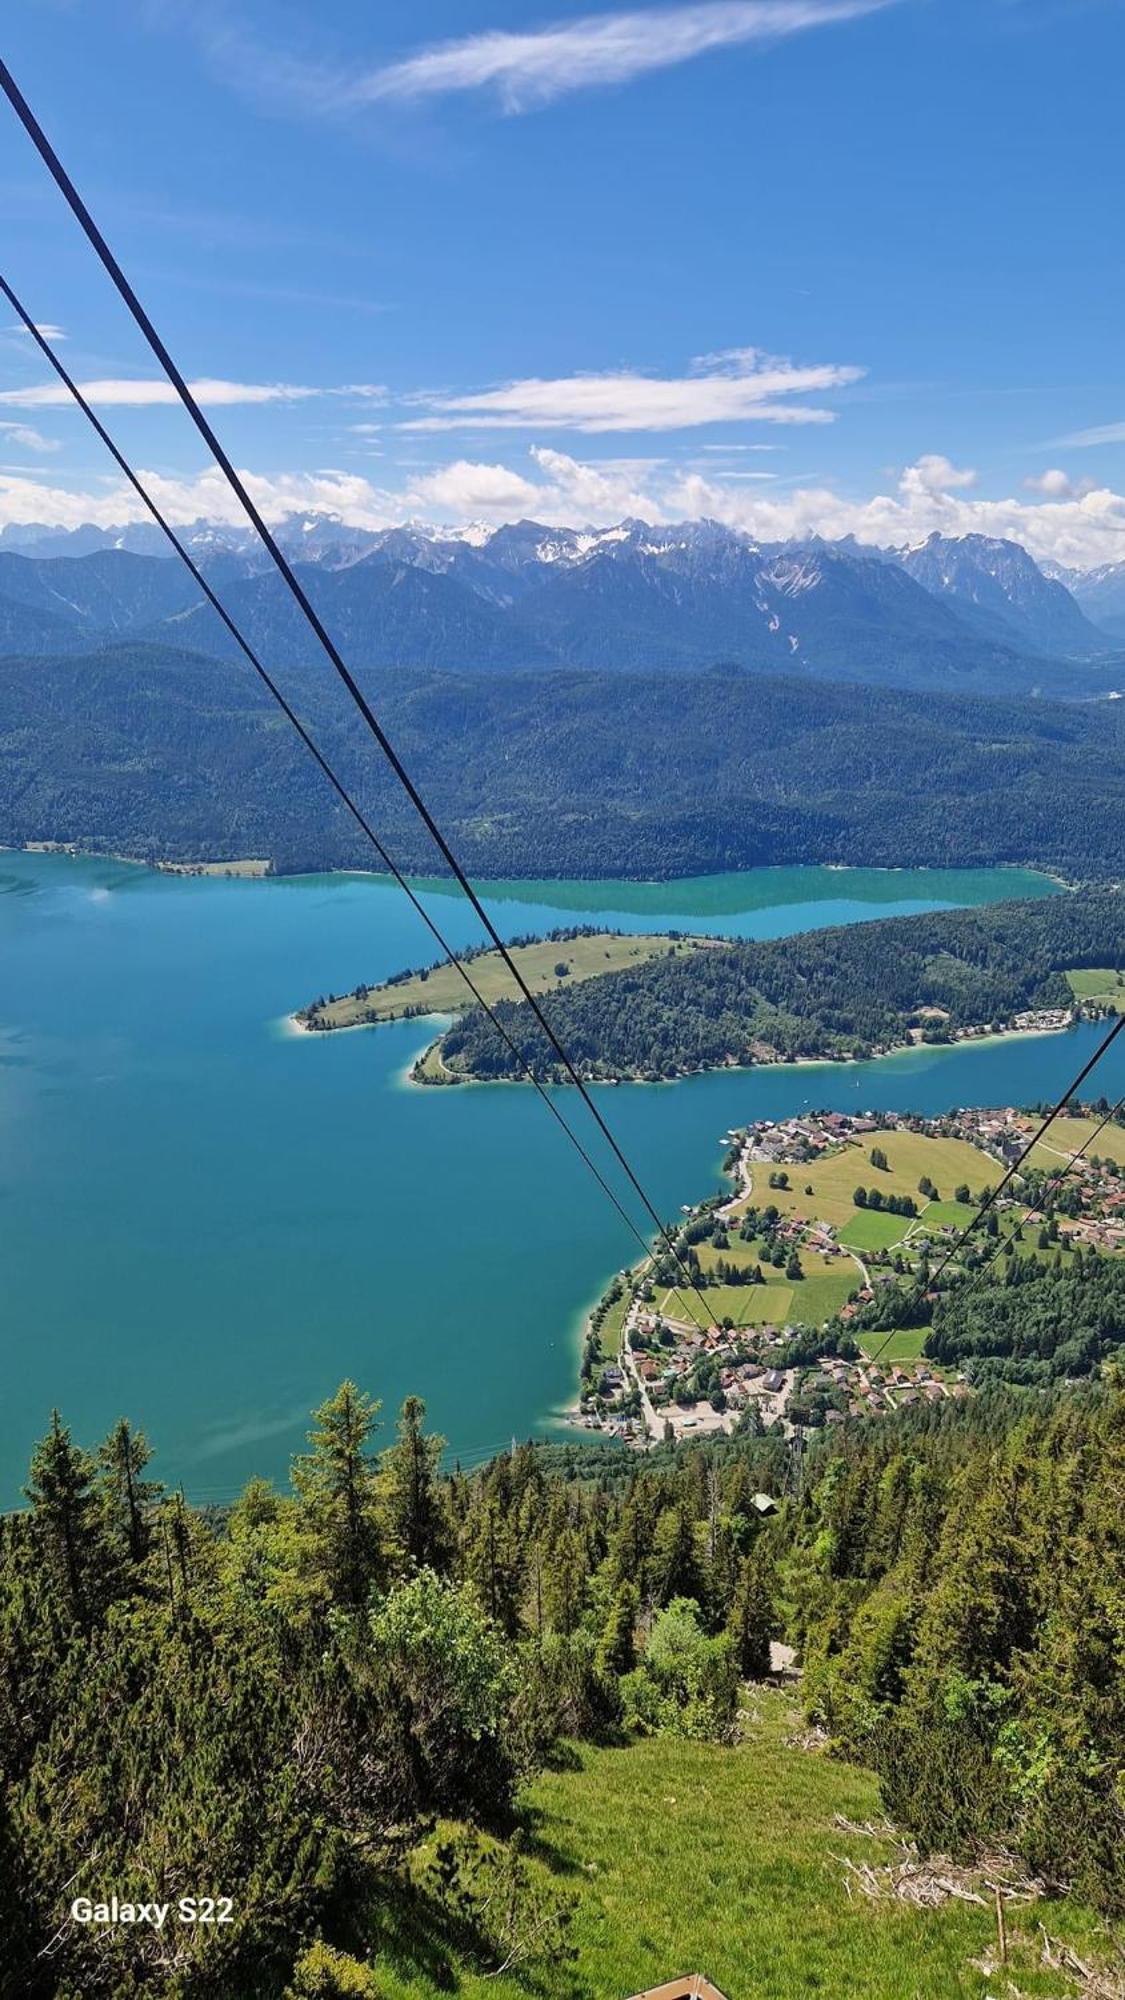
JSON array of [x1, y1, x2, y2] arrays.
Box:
[[7, 321, 66, 343], [1053, 420, 1125, 449], [349, 0, 895, 112], [0, 420, 60, 454], [0, 379, 386, 411], [400, 347, 862, 434], [148, 271, 392, 316]]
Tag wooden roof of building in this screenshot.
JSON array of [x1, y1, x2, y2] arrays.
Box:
[[626, 1978, 729, 2000]]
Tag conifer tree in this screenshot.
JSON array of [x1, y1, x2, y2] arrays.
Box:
[[98, 1416, 161, 1568], [541, 1526, 588, 1637], [385, 1395, 449, 1571], [24, 1411, 104, 1632], [727, 1540, 779, 1679], [463, 1496, 524, 1635], [651, 1505, 703, 1607], [596, 1580, 639, 1681], [293, 1382, 384, 1610]]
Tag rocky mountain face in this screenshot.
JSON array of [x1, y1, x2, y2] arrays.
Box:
[[1067, 559, 1125, 641], [0, 515, 1119, 698], [898, 531, 1110, 657]]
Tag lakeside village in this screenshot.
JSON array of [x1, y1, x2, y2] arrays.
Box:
[[575, 1099, 1125, 1448]]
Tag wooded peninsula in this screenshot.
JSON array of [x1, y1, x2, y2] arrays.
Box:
[[429, 891, 1125, 1083], [296, 927, 712, 1034]]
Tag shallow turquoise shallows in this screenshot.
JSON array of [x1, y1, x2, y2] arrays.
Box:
[[4, 854, 1112, 1506]]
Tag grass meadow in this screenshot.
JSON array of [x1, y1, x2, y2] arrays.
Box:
[[366, 1688, 1104, 2000], [857, 1327, 932, 1365], [838, 1207, 917, 1252], [739, 1131, 993, 1234], [309, 933, 707, 1029], [1020, 1111, 1125, 1171], [1066, 967, 1125, 1011], [691, 1241, 856, 1329]]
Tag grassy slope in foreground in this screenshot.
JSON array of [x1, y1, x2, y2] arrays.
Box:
[[298, 931, 711, 1031], [373, 1687, 1100, 2000]]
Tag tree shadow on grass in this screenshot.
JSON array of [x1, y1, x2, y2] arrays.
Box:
[[540, 1740, 585, 1773], [515, 1815, 587, 1881], [357, 1875, 463, 1992], [356, 1869, 595, 1999]]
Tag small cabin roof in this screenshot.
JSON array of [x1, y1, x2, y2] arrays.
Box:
[[627, 1980, 730, 2000]]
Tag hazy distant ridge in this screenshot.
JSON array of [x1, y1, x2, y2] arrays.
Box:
[[0, 519, 1119, 698]]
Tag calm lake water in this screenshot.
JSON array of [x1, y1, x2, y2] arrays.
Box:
[[5, 853, 1116, 1505]]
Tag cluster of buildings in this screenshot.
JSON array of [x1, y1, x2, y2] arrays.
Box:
[[833, 1356, 965, 1416], [744, 1109, 886, 1165], [581, 1312, 964, 1448], [574, 1099, 1125, 1449], [580, 1322, 963, 1446], [1011, 1007, 1075, 1034], [939, 1105, 1125, 1248]]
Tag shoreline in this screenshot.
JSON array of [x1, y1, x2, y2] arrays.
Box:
[[8, 840, 1072, 897], [389, 1017, 1079, 1091]]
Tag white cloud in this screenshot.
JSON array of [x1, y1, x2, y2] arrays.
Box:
[[405, 459, 544, 515], [4, 445, 1125, 570], [530, 445, 667, 517], [898, 453, 977, 496], [666, 463, 1125, 571], [0, 467, 401, 534], [1024, 467, 1097, 500], [401, 348, 862, 434], [0, 379, 385, 411], [0, 421, 59, 454], [399, 448, 1125, 568], [403, 447, 661, 521], [354, 0, 894, 113]]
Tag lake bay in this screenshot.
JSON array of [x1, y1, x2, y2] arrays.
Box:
[[5, 854, 1114, 1505]]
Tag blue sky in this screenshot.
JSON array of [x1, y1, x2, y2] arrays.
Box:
[[2, 0, 1124, 565]]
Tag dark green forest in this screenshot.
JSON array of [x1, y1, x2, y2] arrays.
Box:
[[790, 1382, 1125, 1915], [1, 1388, 786, 1998], [440, 890, 1125, 1080], [3, 643, 1124, 878], [927, 1255, 1125, 1382], [6, 1362, 1125, 1996]]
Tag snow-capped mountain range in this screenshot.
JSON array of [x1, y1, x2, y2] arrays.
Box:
[[0, 516, 1120, 698]]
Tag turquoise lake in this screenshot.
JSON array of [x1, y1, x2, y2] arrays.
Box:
[[5, 853, 1118, 1506]]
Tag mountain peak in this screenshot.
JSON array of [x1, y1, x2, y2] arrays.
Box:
[[899, 531, 1107, 658]]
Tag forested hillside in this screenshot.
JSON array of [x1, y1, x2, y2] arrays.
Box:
[[5, 1372, 1125, 1997], [790, 1382, 1125, 1916], [439, 890, 1125, 1080], [3, 644, 1125, 879], [0, 1387, 788, 1998], [926, 1255, 1125, 1382]]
